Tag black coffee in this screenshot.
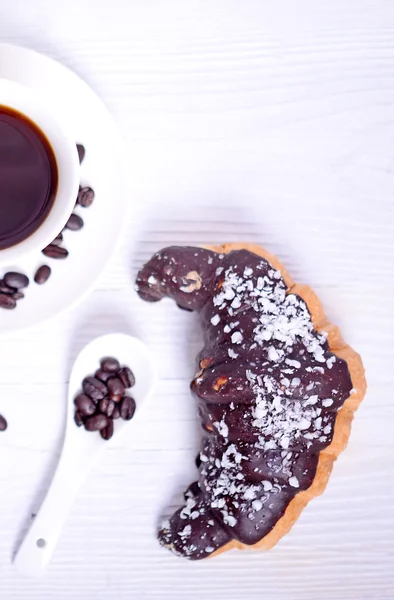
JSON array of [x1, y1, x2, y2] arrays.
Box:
[[0, 106, 58, 249]]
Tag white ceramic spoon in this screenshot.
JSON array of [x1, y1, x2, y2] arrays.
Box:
[[13, 333, 157, 578]]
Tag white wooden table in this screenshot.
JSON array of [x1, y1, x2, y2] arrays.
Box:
[[0, 1, 393, 598]]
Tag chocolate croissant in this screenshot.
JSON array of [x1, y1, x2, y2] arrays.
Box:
[[136, 243, 366, 560]]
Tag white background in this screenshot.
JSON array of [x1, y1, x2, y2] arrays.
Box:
[[0, 1, 393, 598]]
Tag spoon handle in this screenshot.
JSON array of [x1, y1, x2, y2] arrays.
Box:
[[13, 444, 97, 578]]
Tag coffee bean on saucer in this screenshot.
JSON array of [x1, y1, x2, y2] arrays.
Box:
[[118, 367, 135, 389], [74, 412, 84, 427], [98, 397, 115, 418], [51, 233, 63, 246], [77, 186, 95, 208], [82, 376, 107, 401], [120, 396, 136, 421], [76, 144, 85, 164], [74, 394, 96, 416], [74, 359, 136, 437], [84, 414, 109, 432], [34, 265, 52, 285], [0, 414, 8, 431], [107, 377, 125, 400], [100, 418, 114, 441], [0, 294, 16, 309], [12, 292, 24, 300], [0, 280, 16, 295], [95, 369, 113, 384], [42, 244, 69, 259], [65, 213, 84, 231], [101, 357, 120, 373], [4, 271, 29, 289]]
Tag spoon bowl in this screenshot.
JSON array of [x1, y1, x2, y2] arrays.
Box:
[[14, 333, 157, 578], [68, 333, 156, 447]]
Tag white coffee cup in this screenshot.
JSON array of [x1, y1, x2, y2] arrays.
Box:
[[0, 78, 80, 266]]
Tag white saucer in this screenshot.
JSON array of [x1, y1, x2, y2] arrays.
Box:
[[0, 44, 126, 333]]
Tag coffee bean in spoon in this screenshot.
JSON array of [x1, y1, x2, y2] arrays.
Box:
[[84, 414, 109, 432], [0, 414, 8, 431], [0, 294, 16, 309], [100, 418, 114, 441], [82, 376, 107, 401], [34, 265, 52, 285], [106, 400, 115, 418], [4, 272, 29, 289], [42, 244, 69, 259], [100, 357, 120, 373], [74, 394, 96, 416], [95, 369, 113, 384], [74, 412, 84, 427], [98, 397, 115, 418], [107, 377, 125, 400], [77, 186, 95, 208], [76, 143, 85, 164], [120, 396, 136, 421], [65, 213, 84, 231], [118, 367, 135, 389]]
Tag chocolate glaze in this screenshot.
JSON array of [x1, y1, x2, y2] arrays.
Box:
[[136, 246, 353, 560]]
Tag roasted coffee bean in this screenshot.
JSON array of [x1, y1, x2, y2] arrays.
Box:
[[106, 399, 116, 417], [118, 366, 135, 389], [84, 414, 109, 431], [120, 396, 136, 421], [65, 213, 84, 231], [82, 376, 107, 401], [42, 244, 69, 259], [0, 294, 16, 309], [74, 394, 96, 416], [95, 369, 112, 383], [4, 271, 29, 289], [112, 406, 120, 419], [100, 357, 120, 373], [0, 414, 7, 431], [107, 377, 125, 400], [100, 418, 114, 441], [12, 292, 24, 300], [77, 186, 95, 208], [74, 412, 84, 427], [0, 280, 15, 295], [51, 233, 63, 246], [34, 265, 52, 285], [98, 397, 115, 417], [76, 143, 85, 164]]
